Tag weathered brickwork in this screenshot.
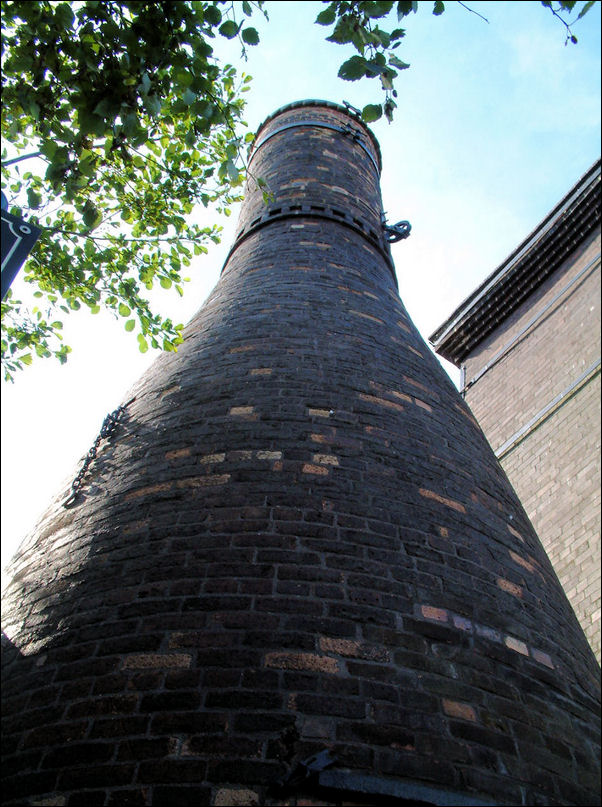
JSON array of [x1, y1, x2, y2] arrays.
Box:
[[462, 228, 601, 662], [2, 102, 600, 807]]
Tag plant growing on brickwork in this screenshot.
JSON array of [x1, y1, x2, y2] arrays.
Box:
[[316, 0, 597, 123], [1, 0, 265, 379]]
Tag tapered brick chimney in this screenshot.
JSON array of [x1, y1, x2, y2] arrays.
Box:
[[2, 101, 600, 807]]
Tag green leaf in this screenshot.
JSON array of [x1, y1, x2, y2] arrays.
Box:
[[316, 6, 337, 25], [137, 333, 149, 353], [241, 27, 259, 45], [361, 104, 383, 123], [242, 1, 253, 16], [365, 1, 395, 18], [204, 4, 222, 25], [175, 70, 194, 87], [159, 277, 172, 289], [119, 303, 131, 317], [338, 56, 369, 81], [577, 0, 596, 20], [125, 319, 136, 332], [54, 2, 75, 28], [389, 55, 411, 70], [326, 16, 355, 44], [219, 20, 240, 39], [433, 0, 445, 14], [144, 94, 162, 116], [182, 88, 196, 105], [82, 201, 101, 228], [397, 0, 416, 19], [26, 188, 42, 209], [226, 160, 239, 182], [384, 98, 397, 122]]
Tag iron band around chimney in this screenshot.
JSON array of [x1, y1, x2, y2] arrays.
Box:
[[249, 120, 380, 175], [223, 203, 398, 287]]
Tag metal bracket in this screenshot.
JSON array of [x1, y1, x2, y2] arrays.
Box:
[[384, 220, 412, 243], [343, 100, 362, 118], [273, 749, 337, 792], [341, 122, 364, 143]]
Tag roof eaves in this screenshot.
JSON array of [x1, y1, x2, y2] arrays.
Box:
[[429, 159, 601, 366]]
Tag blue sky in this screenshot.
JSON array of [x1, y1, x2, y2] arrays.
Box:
[[2, 1, 601, 581]]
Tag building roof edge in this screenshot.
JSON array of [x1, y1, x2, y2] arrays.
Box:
[[429, 158, 601, 366]]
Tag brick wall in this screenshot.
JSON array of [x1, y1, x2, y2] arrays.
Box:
[[462, 228, 601, 662], [2, 102, 600, 807]]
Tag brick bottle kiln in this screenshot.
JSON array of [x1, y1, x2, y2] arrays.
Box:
[[2, 101, 600, 807]]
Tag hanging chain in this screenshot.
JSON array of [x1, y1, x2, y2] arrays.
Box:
[[62, 397, 135, 508]]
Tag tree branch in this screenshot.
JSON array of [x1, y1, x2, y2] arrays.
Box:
[[1, 152, 43, 167], [457, 3, 489, 24]]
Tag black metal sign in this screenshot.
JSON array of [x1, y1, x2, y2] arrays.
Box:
[[1, 209, 41, 298]]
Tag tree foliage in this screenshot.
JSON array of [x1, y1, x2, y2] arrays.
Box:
[[1, 0, 596, 381], [315, 0, 598, 124], [1, 0, 265, 379]]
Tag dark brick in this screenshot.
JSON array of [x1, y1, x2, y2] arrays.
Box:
[[2, 771, 59, 801], [378, 748, 458, 786], [255, 597, 323, 615], [337, 721, 414, 748], [23, 720, 88, 749], [54, 657, 119, 682], [450, 721, 517, 756], [151, 712, 228, 734], [96, 633, 163, 655], [3, 705, 65, 735], [242, 631, 316, 650], [205, 690, 283, 710], [127, 671, 164, 691], [138, 759, 207, 783], [60, 679, 95, 699], [207, 759, 284, 785], [187, 735, 262, 758], [295, 694, 366, 719], [242, 668, 280, 688], [93, 673, 129, 695], [1, 750, 42, 778], [58, 763, 135, 788], [203, 668, 242, 687], [140, 691, 201, 712], [282, 671, 320, 691], [67, 791, 106, 806], [152, 786, 211, 806], [107, 789, 150, 806], [233, 712, 297, 733], [459, 767, 525, 804], [360, 680, 399, 703], [164, 669, 202, 689], [43, 741, 114, 768], [117, 738, 172, 760], [90, 716, 149, 738], [195, 648, 262, 668], [66, 694, 138, 718]]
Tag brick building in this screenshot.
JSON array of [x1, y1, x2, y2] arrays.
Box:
[[2, 103, 600, 806], [430, 160, 601, 664]]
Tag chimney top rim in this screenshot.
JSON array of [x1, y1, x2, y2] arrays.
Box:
[[253, 99, 382, 171]]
